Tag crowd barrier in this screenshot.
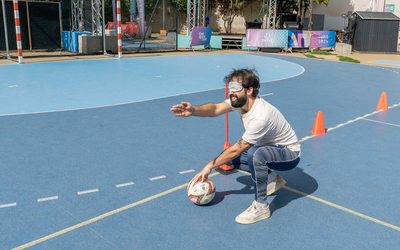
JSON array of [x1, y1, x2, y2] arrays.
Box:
[[246, 29, 336, 48]]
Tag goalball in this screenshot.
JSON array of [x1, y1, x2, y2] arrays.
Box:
[[187, 178, 215, 205]]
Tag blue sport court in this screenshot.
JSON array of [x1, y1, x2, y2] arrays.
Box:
[[1, 53, 400, 249]]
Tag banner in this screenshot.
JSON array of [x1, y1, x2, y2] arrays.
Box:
[[190, 27, 212, 47], [310, 31, 336, 47], [288, 31, 311, 48], [137, 0, 145, 36], [246, 29, 288, 48], [385, 4, 395, 12]]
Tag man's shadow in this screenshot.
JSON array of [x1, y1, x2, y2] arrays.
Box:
[[207, 167, 318, 213]]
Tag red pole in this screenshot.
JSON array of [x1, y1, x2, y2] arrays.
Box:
[[13, 0, 23, 63], [117, 0, 122, 58], [224, 82, 230, 149], [218, 82, 234, 173]]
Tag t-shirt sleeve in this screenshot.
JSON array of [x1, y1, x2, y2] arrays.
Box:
[[242, 119, 269, 145]]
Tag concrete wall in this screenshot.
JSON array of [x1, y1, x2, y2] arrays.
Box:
[[78, 35, 118, 54]]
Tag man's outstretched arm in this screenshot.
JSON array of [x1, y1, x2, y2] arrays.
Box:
[[171, 101, 231, 118], [193, 138, 254, 181]]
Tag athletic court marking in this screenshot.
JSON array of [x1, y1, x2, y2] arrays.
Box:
[[37, 196, 58, 202], [12, 173, 220, 250], [237, 171, 400, 232], [0, 203, 17, 208], [361, 118, 400, 127], [77, 189, 99, 195], [299, 102, 400, 142], [179, 169, 195, 174], [282, 186, 400, 232], [115, 182, 134, 188], [149, 175, 166, 181], [369, 60, 400, 66]]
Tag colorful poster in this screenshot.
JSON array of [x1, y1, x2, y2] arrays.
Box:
[[385, 4, 395, 12], [310, 31, 336, 47], [246, 29, 288, 48], [137, 0, 145, 36], [288, 31, 311, 48], [190, 27, 212, 46]]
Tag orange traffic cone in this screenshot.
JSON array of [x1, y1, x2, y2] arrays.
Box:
[[376, 92, 388, 111], [311, 111, 326, 135], [218, 142, 236, 173]]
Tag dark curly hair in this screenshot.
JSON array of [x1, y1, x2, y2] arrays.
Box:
[[223, 68, 260, 97]]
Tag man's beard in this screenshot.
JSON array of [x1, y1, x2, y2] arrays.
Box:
[[230, 94, 247, 108]]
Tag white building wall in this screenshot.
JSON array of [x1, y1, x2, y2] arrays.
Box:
[[312, 0, 400, 17], [310, 0, 400, 44]]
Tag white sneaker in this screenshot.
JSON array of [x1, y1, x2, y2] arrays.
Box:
[[267, 174, 286, 196], [235, 201, 271, 224]]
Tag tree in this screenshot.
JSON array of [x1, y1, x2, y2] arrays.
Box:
[[308, 0, 329, 31], [218, 0, 246, 33]]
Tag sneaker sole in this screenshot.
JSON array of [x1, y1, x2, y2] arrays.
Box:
[[267, 175, 286, 196], [235, 210, 271, 224]]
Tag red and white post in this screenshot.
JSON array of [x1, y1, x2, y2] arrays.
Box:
[[116, 0, 122, 58], [13, 0, 23, 63]]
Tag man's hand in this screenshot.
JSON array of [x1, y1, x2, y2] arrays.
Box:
[[192, 165, 212, 182], [170, 102, 194, 117]]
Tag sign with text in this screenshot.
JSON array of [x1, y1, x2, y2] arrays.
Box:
[[190, 27, 212, 46], [310, 31, 336, 47], [246, 29, 288, 48]]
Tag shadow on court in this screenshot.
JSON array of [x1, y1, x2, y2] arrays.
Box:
[[209, 167, 318, 213]]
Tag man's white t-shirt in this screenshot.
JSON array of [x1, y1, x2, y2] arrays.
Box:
[[225, 96, 301, 153]]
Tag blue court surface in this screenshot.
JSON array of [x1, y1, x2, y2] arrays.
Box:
[[369, 60, 400, 66], [1, 53, 400, 249]]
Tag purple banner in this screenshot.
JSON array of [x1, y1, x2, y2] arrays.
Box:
[[288, 31, 311, 48], [246, 29, 288, 48], [190, 27, 212, 46], [310, 31, 336, 47], [137, 0, 145, 37]]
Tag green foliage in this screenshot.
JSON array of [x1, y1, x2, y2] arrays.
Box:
[[337, 56, 360, 63], [310, 51, 336, 55], [177, 0, 187, 12], [302, 53, 324, 59], [314, 0, 329, 6]]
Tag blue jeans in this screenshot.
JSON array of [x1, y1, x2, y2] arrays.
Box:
[[227, 145, 300, 202]]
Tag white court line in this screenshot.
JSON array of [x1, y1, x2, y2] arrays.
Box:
[[361, 118, 400, 128], [179, 169, 195, 174], [37, 196, 58, 202], [77, 189, 99, 195], [149, 175, 166, 181], [8, 85, 17, 88], [299, 102, 400, 143], [0, 203, 17, 208], [116, 182, 134, 188]]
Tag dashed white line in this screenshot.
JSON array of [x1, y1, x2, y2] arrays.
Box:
[[37, 196, 58, 202], [116, 182, 134, 188], [0, 203, 17, 208], [179, 169, 195, 174], [149, 175, 166, 181], [77, 189, 99, 195]]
